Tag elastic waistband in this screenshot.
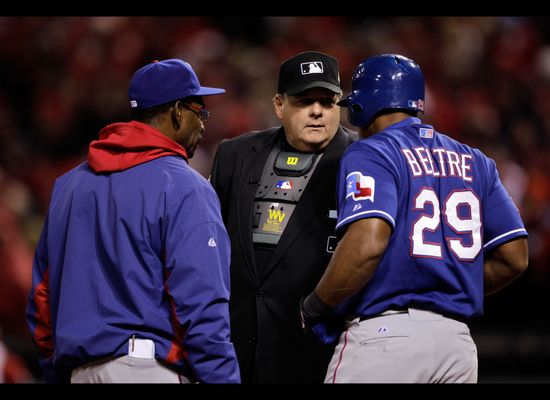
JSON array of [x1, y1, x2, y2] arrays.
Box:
[[359, 308, 467, 323], [359, 309, 407, 321]]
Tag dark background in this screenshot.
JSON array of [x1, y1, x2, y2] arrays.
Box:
[[0, 16, 548, 383]]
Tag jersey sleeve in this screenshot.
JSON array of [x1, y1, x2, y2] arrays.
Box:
[[482, 160, 528, 252], [164, 182, 240, 383], [335, 143, 398, 232]]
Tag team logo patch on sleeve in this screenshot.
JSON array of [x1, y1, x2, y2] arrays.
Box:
[[346, 171, 375, 202]]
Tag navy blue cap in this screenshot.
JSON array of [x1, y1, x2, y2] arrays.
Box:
[[128, 59, 225, 109]]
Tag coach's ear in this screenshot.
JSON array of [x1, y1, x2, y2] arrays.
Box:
[[171, 101, 182, 130]]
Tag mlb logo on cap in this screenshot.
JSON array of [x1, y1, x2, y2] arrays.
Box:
[[278, 51, 342, 96], [301, 62, 324, 75]]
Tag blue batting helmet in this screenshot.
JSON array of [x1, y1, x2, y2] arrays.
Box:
[[337, 54, 425, 127]]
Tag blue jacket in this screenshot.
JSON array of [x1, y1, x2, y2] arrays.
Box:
[[26, 121, 240, 383]]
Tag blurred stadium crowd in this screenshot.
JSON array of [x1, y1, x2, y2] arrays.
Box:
[[0, 16, 549, 382]]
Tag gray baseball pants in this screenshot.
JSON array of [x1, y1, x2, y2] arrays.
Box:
[[325, 308, 478, 383], [71, 356, 191, 383]]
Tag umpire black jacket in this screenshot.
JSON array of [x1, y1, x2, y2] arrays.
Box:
[[210, 125, 356, 383]]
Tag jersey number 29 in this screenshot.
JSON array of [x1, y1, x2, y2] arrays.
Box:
[[411, 188, 481, 261]]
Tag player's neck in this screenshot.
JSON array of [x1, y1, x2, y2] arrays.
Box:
[[375, 112, 414, 132]]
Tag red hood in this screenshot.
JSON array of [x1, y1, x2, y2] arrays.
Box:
[[88, 121, 188, 173]]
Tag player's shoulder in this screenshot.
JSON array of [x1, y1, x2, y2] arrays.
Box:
[[438, 131, 492, 161], [345, 130, 400, 156]]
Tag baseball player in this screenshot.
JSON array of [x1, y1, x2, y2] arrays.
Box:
[[300, 54, 529, 383]]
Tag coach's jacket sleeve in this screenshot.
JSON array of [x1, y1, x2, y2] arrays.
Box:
[[25, 216, 61, 383], [163, 182, 240, 383]]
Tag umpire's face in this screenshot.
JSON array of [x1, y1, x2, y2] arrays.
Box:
[[274, 87, 341, 153]]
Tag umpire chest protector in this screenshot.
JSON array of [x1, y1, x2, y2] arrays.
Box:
[[252, 141, 322, 245]]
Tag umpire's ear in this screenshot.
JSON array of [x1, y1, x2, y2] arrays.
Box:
[[273, 94, 285, 121]]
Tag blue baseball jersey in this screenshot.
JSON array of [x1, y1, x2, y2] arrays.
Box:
[[335, 117, 527, 320]]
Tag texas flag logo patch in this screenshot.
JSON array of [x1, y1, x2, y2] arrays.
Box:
[[346, 171, 375, 202], [276, 180, 293, 190]]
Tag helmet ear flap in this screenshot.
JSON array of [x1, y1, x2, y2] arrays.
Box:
[[351, 104, 362, 114], [347, 101, 368, 127]]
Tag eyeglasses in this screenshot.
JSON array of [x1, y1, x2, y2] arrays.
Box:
[[182, 102, 210, 122]]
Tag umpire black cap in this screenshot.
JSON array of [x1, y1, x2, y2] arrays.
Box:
[[277, 51, 342, 96]]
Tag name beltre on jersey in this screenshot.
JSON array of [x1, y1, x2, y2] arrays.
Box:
[[401, 147, 473, 182]]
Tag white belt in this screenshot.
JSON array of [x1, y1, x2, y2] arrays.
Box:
[[128, 336, 155, 359]]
